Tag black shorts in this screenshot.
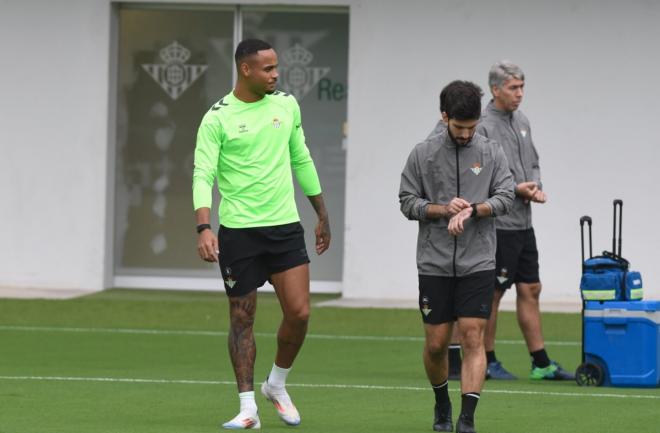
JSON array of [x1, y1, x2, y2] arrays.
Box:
[[495, 228, 540, 290], [218, 222, 310, 297], [418, 270, 495, 325]]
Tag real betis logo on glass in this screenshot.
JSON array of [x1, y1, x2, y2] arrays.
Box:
[[279, 44, 330, 101], [142, 41, 208, 100]]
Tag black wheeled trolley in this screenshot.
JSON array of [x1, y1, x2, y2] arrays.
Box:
[[576, 215, 603, 386]]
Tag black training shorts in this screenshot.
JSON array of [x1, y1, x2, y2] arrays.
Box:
[[418, 270, 495, 325], [218, 222, 310, 297], [494, 228, 540, 290]]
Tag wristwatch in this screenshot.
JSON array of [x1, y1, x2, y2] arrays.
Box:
[[470, 203, 478, 218], [196, 223, 212, 234]]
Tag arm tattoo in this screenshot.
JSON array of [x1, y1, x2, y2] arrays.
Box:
[[306, 194, 328, 220], [307, 194, 330, 235]]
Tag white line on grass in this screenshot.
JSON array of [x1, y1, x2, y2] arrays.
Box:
[[0, 325, 580, 346], [0, 375, 657, 400]]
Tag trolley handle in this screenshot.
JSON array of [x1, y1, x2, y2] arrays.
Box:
[[580, 215, 593, 268], [612, 199, 623, 258]]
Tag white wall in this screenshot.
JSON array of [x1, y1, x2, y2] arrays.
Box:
[[344, 0, 660, 304], [1, 0, 659, 304], [0, 0, 111, 291]]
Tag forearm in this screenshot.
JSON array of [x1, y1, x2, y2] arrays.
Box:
[[425, 203, 450, 219], [195, 207, 212, 225], [306, 194, 329, 221], [514, 183, 530, 198], [473, 202, 493, 217]]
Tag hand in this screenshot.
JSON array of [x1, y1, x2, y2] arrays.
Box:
[[531, 189, 547, 203], [447, 197, 471, 217], [448, 207, 472, 236], [197, 230, 219, 262], [315, 217, 331, 255], [516, 181, 538, 201]]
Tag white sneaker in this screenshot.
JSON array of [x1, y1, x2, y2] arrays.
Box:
[[222, 412, 261, 429], [261, 380, 301, 426]]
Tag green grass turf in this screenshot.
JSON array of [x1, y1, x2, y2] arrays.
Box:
[[0, 289, 658, 433]]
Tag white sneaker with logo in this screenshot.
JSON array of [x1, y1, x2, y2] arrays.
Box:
[[222, 411, 261, 429], [260, 380, 301, 426]]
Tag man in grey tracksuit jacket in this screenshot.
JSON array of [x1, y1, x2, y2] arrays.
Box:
[[477, 100, 540, 230], [475, 61, 574, 382], [399, 80, 514, 433], [400, 128, 514, 279]]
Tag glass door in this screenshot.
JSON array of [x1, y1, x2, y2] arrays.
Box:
[[243, 8, 348, 282], [113, 5, 348, 284], [114, 5, 234, 277]]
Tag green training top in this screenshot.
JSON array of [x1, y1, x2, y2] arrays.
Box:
[[193, 90, 322, 228]]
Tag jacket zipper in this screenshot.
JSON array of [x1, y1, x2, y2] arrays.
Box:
[[510, 116, 530, 223], [453, 145, 460, 277], [509, 116, 528, 181]]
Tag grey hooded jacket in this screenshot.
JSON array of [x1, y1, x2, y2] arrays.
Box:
[[476, 101, 541, 230], [399, 129, 515, 277]]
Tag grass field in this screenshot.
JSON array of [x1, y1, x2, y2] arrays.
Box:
[[1, 289, 658, 433]]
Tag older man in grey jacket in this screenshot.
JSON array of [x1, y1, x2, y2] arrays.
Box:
[[400, 81, 514, 433], [476, 61, 574, 382]]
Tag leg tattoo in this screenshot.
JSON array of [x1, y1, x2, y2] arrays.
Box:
[[228, 291, 257, 392]]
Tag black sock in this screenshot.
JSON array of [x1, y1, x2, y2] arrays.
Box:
[[432, 381, 451, 412], [530, 348, 551, 368], [460, 393, 480, 421], [486, 350, 497, 364], [449, 345, 462, 372]]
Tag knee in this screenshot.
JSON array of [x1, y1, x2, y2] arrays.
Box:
[[285, 305, 310, 327], [425, 340, 448, 357], [519, 283, 542, 301], [460, 327, 484, 352], [230, 304, 256, 329], [230, 310, 255, 329]]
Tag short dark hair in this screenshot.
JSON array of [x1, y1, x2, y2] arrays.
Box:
[[234, 39, 272, 64], [439, 80, 484, 121]]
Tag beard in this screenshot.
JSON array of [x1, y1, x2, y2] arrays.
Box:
[[448, 128, 472, 146], [264, 81, 277, 95]]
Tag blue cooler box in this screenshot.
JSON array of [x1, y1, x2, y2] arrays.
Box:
[[584, 300, 660, 387]]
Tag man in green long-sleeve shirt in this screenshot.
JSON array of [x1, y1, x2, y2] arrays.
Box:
[[193, 39, 331, 430]]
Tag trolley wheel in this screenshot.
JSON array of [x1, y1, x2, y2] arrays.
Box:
[[575, 362, 604, 386]]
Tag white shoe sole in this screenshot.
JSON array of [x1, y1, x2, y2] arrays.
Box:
[[222, 415, 261, 429]]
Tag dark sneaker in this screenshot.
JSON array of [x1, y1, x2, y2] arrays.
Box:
[[433, 402, 452, 432], [455, 414, 476, 433], [486, 361, 517, 380], [529, 361, 575, 380]]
